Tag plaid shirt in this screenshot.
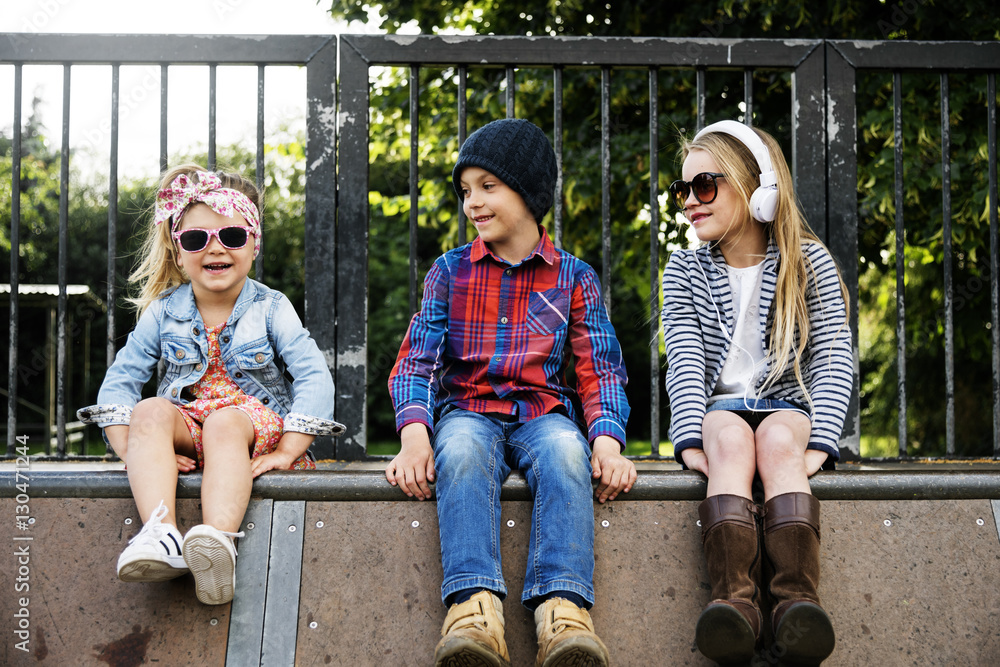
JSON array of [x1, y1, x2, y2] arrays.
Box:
[[389, 230, 629, 446]]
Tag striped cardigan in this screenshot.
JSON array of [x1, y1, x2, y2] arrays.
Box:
[[661, 241, 853, 461]]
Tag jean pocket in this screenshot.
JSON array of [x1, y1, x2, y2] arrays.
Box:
[[526, 288, 570, 336]]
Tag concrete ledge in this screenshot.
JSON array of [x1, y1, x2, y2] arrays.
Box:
[[5, 467, 1000, 500]]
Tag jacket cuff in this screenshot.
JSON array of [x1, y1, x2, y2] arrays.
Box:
[[283, 413, 346, 437], [76, 404, 132, 427]]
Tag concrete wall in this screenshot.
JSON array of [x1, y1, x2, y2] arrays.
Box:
[[2, 477, 1000, 665]]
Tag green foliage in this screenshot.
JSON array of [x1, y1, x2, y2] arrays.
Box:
[[327, 0, 1000, 455]]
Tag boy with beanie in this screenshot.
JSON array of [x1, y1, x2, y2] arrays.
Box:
[[386, 117, 635, 667]]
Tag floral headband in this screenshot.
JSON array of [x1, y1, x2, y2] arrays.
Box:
[[154, 172, 261, 258]]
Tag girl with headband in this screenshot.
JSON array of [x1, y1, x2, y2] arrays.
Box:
[[78, 164, 343, 605], [661, 122, 852, 664]]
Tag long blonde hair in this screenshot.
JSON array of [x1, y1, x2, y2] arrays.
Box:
[[681, 126, 850, 404], [127, 164, 262, 315]]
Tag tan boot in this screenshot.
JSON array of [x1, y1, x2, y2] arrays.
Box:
[[763, 492, 835, 666], [534, 597, 610, 667], [434, 591, 510, 667], [695, 494, 763, 665]]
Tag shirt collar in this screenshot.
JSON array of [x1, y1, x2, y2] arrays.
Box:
[[470, 225, 556, 267]]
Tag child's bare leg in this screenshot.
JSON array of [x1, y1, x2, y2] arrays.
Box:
[[200, 408, 255, 532], [126, 397, 195, 527], [754, 411, 813, 501], [701, 410, 756, 498]]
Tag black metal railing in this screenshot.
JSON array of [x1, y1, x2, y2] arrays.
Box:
[[2, 34, 999, 461]]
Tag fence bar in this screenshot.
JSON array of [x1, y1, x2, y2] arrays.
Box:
[[989, 72, 999, 458], [208, 64, 217, 171], [648, 67, 662, 459], [7, 64, 22, 455], [941, 74, 955, 456], [553, 66, 564, 249], [408, 65, 419, 316], [457, 66, 467, 247], [696, 67, 706, 130], [601, 67, 612, 312], [107, 64, 119, 445], [744, 68, 753, 122], [159, 64, 168, 173], [893, 71, 907, 457], [56, 64, 71, 457], [256, 64, 265, 279], [334, 37, 370, 459], [506, 66, 515, 118]]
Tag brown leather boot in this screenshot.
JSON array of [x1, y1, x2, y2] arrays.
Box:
[[434, 591, 511, 667], [695, 494, 763, 665], [762, 492, 835, 666], [534, 597, 609, 667]]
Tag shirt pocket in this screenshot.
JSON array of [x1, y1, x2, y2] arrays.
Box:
[[160, 338, 200, 382], [233, 342, 282, 386], [526, 288, 570, 336]]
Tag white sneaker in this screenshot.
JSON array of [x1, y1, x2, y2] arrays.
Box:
[[117, 501, 188, 582], [183, 524, 244, 605]]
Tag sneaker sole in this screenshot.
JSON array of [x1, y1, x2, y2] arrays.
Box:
[[118, 557, 188, 583], [183, 535, 235, 605], [540, 638, 610, 667], [434, 637, 509, 667]]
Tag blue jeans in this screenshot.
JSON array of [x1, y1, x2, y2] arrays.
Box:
[[433, 408, 596, 607]]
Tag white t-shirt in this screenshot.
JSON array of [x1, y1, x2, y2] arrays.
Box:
[[708, 261, 766, 404]]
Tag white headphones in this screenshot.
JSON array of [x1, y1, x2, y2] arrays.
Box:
[[693, 120, 779, 223]]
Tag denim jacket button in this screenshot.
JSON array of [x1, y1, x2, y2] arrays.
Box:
[[175, 350, 185, 360], [192, 327, 200, 336], [171, 388, 178, 397], [254, 352, 266, 363], [222, 336, 231, 344], [261, 397, 270, 405], [195, 363, 203, 371], [235, 371, 243, 378]]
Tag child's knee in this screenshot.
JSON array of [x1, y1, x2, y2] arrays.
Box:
[[202, 409, 254, 444], [706, 424, 755, 462], [129, 398, 180, 434]]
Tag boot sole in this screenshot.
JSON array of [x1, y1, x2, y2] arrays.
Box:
[[540, 637, 610, 667], [434, 637, 509, 667], [773, 602, 835, 666], [696, 603, 757, 665], [183, 535, 235, 605]]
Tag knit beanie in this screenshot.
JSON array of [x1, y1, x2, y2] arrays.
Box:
[[452, 118, 558, 222]]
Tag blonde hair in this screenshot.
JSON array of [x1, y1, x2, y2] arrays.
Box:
[[128, 164, 263, 315], [681, 126, 850, 405]]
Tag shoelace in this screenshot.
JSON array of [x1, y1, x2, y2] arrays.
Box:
[[129, 500, 182, 553]]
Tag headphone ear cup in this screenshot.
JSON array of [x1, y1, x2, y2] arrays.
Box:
[[750, 185, 779, 223]]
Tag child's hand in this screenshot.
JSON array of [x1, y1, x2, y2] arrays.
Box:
[[591, 436, 636, 504], [176, 455, 197, 473], [680, 447, 710, 477], [250, 450, 298, 478], [385, 423, 435, 500], [804, 449, 828, 477]]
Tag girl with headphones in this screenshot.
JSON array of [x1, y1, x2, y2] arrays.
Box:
[[661, 120, 852, 665]]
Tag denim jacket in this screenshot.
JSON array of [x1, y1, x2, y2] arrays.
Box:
[[77, 279, 344, 437]]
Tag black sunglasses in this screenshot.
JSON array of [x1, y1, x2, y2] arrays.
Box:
[[172, 226, 252, 253], [668, 172, 726, 208]]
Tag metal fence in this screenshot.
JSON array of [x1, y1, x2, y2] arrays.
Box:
[[2, 34, 999, 461]]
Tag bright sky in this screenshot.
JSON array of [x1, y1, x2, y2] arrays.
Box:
[[0, 0, 383, 178]]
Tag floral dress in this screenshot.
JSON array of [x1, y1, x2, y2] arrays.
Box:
[[177, 322, 315, 470]]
